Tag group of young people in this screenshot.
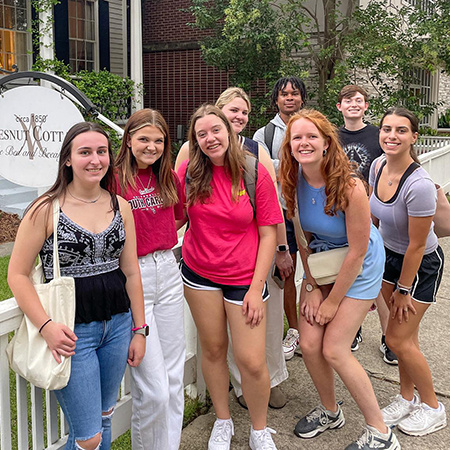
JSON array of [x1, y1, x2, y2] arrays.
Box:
[[7, 77, 446, 450]]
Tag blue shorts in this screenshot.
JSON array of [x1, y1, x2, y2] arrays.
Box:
[[180, 261, 270, 306]]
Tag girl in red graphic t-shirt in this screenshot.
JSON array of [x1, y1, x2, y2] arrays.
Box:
[[177, 104, 282, 449], [115, 109, 185, 450]]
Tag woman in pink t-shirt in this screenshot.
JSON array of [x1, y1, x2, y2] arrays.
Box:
[[115, 109, 185, 450], [177, 104, 282, 450]]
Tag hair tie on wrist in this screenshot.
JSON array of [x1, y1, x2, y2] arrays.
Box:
[[39, 318, 52, 334]]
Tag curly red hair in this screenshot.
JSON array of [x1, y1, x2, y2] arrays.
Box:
[[279, 109, 355, 218]]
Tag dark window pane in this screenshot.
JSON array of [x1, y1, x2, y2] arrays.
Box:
[[76, 40, 85, 60], [86, 41, 93, 60], [70, 59, 77, 73], [77, 19, 84, 40], [17, 0, 27, 8], [76, 0, 84, 20], [86, 20, 94, 40], [68, 0, 76, 18], [69, 17, 76, 38], [77, 59, 85, 71], [0, 7, 4, 29], [4, 6, 14, 29], [86, 60, 93, 71], [86, 2, 94, 21], [69, 40, 76, 59], [16, 7, 26, 31]]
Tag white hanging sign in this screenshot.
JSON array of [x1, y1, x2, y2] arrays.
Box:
[[0, 85, 84, 187]]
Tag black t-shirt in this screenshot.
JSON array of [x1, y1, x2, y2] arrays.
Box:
[[339, 124, 383, 182]]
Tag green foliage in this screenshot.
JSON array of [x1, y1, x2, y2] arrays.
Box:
[[438, 109, 450, 128], [0, 256, 12, 301], [189, 0, 450, 122]]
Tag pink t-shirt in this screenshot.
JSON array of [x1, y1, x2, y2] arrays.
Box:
[[177, 160, 282, 285], [117, 169, 184, 256]]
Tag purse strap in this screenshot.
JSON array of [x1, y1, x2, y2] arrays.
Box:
[[292, 194, 309, 253], [52, 198, 61, 279]]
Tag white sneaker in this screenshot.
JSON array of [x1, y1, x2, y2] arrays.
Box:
[[249, 426, 277, 450], [398, 402, 447, 436], [282, 328, 299, 361], [381, 393, 420, 426], [208, 418, 234, 450]]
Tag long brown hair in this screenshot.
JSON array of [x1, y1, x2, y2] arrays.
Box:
[[379, 107, 420, 164], [280, 109, 355, 218], [186, 104, 245, 205], [115, 108, 178, 206], [25, 122, 116, 218]]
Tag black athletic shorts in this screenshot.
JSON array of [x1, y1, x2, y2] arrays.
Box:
[[383, 246, 444, 304], [180, 261, 270, 306]]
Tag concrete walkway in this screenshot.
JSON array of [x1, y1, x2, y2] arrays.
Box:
[[180, 237, 450, 449]]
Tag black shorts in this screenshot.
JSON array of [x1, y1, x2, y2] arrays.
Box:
[[383, 246, 444, 304], [283, 209, 298, 254], [180, 261, 270, 306]]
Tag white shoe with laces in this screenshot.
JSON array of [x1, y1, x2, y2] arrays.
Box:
[[282, 328, 299, 361], [249, 426, 277, 450], [208, 418, 234, 450], [381, 393, 420, 426], [397, 402, 447, 436]]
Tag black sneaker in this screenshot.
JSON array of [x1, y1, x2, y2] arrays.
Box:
[[345, 426, 400, 449], [351, 327, 363, 352], [380, 336, 398, 365], [294, 404, 345, 439]]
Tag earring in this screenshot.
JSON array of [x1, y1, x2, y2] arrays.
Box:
[[323, 149, 327, 157], [291, 151, 294, 156]]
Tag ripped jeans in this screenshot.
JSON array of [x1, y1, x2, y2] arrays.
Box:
[[54, 311, 132, 449]]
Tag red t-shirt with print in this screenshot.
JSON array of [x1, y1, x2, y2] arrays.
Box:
[[177, 160, 282, 285], [117, 169, 184, 256]]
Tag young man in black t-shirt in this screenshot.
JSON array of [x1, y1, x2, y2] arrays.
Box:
[[337, 85, 397, 366]]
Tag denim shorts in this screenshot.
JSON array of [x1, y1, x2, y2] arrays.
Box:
[[54, 310, 132, 449], [383, 246, 444, 304], [180, 261, 270, 305]]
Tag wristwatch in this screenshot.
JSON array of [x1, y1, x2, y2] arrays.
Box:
[[132, 324, 149, 337], [276, 244, 289, 252], [397, 287, 410, 296], [305, 282, 319, 292]]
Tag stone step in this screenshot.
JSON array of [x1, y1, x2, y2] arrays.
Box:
[[0, 176, 38, 217]]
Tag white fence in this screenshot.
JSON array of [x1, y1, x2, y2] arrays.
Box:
[[416, 136, 450, 156], [1, 144, 450, 449]]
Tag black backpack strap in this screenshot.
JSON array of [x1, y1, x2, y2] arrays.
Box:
[[243, 154, 258, 218], [263, 122, 276, 158]]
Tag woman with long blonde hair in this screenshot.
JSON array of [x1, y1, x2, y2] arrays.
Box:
[[279, 109, 399, 449]]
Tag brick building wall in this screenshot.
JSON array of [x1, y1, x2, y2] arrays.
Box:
[[142, 0, 230, 143]]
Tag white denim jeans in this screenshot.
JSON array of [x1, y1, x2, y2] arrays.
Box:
[[131, 250, 185, 450], [228, 261, 288, 397]]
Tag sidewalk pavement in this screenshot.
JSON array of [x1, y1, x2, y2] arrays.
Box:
[[180, 237, 450, 449]]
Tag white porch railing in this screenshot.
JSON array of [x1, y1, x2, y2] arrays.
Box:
[[0, 238, 205, 450], [1, 144, 450, 449], [416, 136, 450, 155]]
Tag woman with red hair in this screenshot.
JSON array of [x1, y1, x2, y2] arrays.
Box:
[[279, 109, 399, 450]]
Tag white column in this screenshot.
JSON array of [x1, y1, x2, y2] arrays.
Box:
[[39, 6, 54, 66], [130, 0, 144, 112]]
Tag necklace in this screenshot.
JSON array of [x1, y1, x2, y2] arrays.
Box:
[[137, 170, 154, 195], [68, 188, 102, 204]]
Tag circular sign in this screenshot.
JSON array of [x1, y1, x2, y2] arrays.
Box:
[[0, 86, 84, 187]]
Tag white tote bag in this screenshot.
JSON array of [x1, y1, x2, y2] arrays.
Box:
[[6, 199, 76, 390]]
